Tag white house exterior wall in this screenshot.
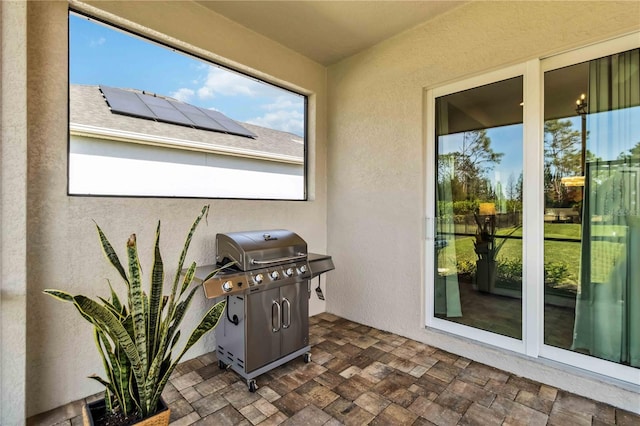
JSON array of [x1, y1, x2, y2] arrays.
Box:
[[69, 135, 305, 199]]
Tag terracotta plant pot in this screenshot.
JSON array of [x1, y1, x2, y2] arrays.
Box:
[[82, 398, 170, 426]]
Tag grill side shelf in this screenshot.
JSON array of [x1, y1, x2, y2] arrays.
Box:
[[308, 253, 335, 279]]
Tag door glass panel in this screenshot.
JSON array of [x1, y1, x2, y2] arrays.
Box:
[[543, 48, 640, 368], [435, 76, 524, 339]]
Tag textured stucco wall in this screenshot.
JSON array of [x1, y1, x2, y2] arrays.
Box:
[[1, 1, 28, 423], [327, 0, 639, 413], [22, 0, 327, 417]]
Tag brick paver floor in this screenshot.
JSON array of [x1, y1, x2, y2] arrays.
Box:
[[28, 313, 640, 425]]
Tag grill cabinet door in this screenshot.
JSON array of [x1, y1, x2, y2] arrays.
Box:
[[280, 282, 309, 357], [245, 287, 281, 372]]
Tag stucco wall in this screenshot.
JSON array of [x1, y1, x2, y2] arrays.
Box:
[[1, 1, 28, 423], [327, 0, 639, 413], [23, 0, 327, 417]]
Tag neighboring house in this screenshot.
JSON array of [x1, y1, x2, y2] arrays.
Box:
[[70, 84, 305, 199]]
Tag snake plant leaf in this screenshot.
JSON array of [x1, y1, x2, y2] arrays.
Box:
[[115, 341, 134, 414], [107, 280, 124, 316], [129, 370, 143, 415], [43, 289, 74, 302], [126, 234, 148, 406], [98, 297, 128, 321], [180, 299, 226, 356], [150, 299, 225, 409], [166, 286, 199, 344], [168, 205, 209, 314], [96, 328, 134, 415], [170, 330, 181, 351], [87, 317, 131, 411], [43, 289, 97, 326], [148, 221, 164, 358], [93, 329, 116, 395], [72, 295, 146, 401], [202, 260, 238, 282], [179, 261, 196, 297], [88, 374, 112, 390], [105, 387, 113, 413], [95, 223, 129, 289]]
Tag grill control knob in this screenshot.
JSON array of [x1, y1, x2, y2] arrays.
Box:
[[270, 270, 280, 280], [254, 274, 264, 284], [222, 281, 233, 292], [284, 267, 294, 277], [300, 265, 308, 273]]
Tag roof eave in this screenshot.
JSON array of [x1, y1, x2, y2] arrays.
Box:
[[69, 122, 304, 165]]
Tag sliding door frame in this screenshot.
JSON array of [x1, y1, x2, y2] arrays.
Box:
[[425, 31, 640, 385]]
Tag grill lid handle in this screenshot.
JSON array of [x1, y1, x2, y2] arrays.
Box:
[[251, 253, 307, 265]]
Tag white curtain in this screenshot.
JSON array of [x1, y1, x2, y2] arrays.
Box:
[[435, 99, 462, 317], [572, 48, 640, 367]]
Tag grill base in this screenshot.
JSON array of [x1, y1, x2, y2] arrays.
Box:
[[217, 344, 311, 391]]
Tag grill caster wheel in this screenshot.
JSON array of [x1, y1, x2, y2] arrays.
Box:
[[303, 352, 312, 363], [218, 360, 227, 370], [248, 379, 258, 393]]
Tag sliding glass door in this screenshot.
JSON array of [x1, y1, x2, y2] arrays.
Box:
[[543, 47, 640, 368], [427, 35, 639, 382], [432, 72, 524, 341]]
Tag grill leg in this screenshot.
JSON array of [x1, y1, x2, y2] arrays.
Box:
[[248, 379, 258, 393]]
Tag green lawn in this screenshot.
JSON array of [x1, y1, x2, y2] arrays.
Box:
[[438, 223, 584, 292]]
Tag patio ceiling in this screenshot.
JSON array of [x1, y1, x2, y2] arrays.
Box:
[[196, 1, 466, 66]]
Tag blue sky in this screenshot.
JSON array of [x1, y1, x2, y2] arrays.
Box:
[[69, 14, 305, 137]]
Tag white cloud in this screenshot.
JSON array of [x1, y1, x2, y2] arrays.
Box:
[[197, 66, 262, 99], [90, 37, 106, 47], [247, 109, 304, 136], [245, 95, 305, 135], [171, 88, 195, 102], [262, 95, 303, 111]]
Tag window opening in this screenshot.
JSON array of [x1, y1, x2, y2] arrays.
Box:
[[68, 11, 307, 200]]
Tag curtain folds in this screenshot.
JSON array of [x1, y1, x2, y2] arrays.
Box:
[[435, 99, 462, 318], [573, 48, 640, 367]]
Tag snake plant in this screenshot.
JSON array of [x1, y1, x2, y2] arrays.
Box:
[[44, 205, 226, 420]]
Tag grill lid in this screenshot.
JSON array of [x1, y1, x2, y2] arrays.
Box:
[[216, 229, 307, 271]]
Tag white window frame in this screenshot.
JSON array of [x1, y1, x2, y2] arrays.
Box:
[[425, 63, 529, 356], [425, 31, 640, 386]]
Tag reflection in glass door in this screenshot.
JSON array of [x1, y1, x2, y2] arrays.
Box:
[[434, 77, 524, 339], [543, 48, 640, 368]]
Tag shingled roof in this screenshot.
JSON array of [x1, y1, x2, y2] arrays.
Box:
[[69, 84, 304, 162]]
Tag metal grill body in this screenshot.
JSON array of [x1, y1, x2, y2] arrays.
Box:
[[195, 230, 334, 391]]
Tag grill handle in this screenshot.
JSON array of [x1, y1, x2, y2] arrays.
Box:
[[282, 298, 291, 329], [272, 300, 281, 332], [251, 253, 307, 266]]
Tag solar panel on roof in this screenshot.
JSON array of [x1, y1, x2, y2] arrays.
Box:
[[171, 101, 227, 132], [146, 104, 192, 127], [203, 109, 257, 137], [99, 85, 256, 138], [100, 86, 154, 118]]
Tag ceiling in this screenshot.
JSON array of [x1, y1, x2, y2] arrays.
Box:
[[196, 1, 466, 66]]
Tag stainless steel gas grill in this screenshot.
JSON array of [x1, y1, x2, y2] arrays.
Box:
[[194, 230, 334, 392]]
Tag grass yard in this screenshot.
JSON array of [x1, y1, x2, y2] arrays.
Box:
[[437, 220, 626, 293], [436, 223, 593, 293]]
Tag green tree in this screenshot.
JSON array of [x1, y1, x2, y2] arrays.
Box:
[[544, 119, 581, 206], [617, 141, 640, 161], [516, 172, 523, 203], [449, 130, 504, 200]]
